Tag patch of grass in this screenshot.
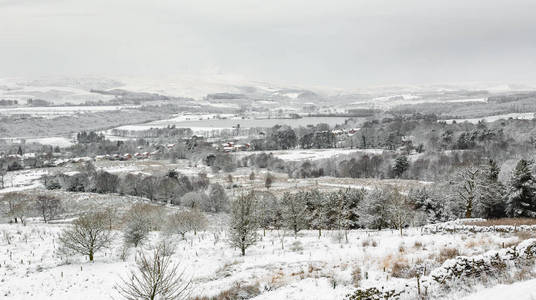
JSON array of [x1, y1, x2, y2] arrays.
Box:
[[515, 231, 536, 241], [351, 265, 362, 287], [192, 282, 261, 300], [438, 247, 460, 263]]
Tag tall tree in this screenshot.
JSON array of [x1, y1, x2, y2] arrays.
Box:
[[281, 192, 308, 236], [457, 167, 480, 218], [228, 192, 258, 256], [475, 160, 506, 218], [392, 155, 409, 178], [506, 159, 536, 218], [59, 211, 113, 261]]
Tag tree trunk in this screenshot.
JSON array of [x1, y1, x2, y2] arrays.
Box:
[[465, 197, 473, 218], [241, 247, 245, 256], [89, 250, 94, 261], [318, 228, 322, 238], [400, 227, 403, 237]]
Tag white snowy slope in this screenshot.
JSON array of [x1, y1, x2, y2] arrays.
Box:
[[461, 279, 536, 300]]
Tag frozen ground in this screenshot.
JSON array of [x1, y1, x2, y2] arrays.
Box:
[[239, 148, 384, 162], [0, 106, 135, 118], [441, 112, 535, 124], [1, 217, 534, 300], [461, 279, 536, 300]]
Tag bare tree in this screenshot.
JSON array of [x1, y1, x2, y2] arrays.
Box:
[[1, 192, 30, 224], [35, 195, 62, 223], [387, 189, 414, 236], [123, 217, 150, 247], [165, 209, 207, 239], [59, 211, 113, 261], [115, 246, 191, 300], [229, 192, 258, 256]]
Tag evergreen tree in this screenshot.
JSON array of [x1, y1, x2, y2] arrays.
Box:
[[281, 192, 308, 236], [304, 190, 328, 237], [475, 160, 506, 218], [392, 155, 409, 178], [506, 159, 536, 218], [358, 188, 391, 230]]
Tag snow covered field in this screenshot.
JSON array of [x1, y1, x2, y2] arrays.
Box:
[[238, 148, 385, 162], [0, 106, 137, 118], [1, 219, 534, 300], [441, 112, 536, 124]]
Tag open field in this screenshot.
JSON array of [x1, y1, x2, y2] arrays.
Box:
[[1, 216, 535, 300]]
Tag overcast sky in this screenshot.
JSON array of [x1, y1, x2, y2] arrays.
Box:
[[1, 0, 536, 89]]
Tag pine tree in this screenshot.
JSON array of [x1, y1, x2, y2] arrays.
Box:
[[305, 190, 327, 237], [506, 159, 536, 218], [475, 160, 506, 218], [359, 188, 391, 230], [392, 155, 409, 178], [281, 192, 308, 236]]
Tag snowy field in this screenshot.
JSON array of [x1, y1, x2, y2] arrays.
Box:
[[0, 106, 137, 118], [1, 218, 535, 300], [441, 112, 535, 124], [238, 148, 385, 162]]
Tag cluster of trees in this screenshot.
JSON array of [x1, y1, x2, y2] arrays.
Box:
[[352, 114, 534, 161], [111, 125, 193, 139], [229, 187, 418, 255], [249, 124, 341, 151], [1, 192, 63, 224], [76, 131, 106, 144], [409, 159, 536, 221], [42, 163, 229, 213]]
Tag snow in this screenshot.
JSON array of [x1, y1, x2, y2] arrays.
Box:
[[461, 279, 536, 300], [239, 148, 385, 162], [441, 112, 535, 124], [1, 217, 533, 300], [0, 169, 46, 194], [0, 105, 134, 117]]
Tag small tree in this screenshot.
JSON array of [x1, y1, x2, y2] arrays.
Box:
[[359, 189, 391, 230], [115, 246, 191, 300], [265, 173, 274, 189], [280, 192, 307, 236], [206, 183, 229, 213], [249, 171, 256, 181], [59, 211, 113, 261], [392, 155, 409, 178], [35, 195, 62, 223], [123, 218, 150, 247], [229, 192, 258, 256], [387, 190, 414, 236]]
